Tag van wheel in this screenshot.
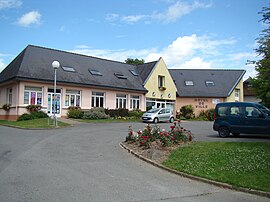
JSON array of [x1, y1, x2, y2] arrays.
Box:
[[218, 127, 230, 138], [232, 133, 240, 137], [169, 117, 174, 123], [153, 118, 158, 124]]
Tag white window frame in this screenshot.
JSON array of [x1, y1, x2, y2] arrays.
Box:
[[92, 92, 105, 108], [65, 90, 81, 107], [116, 94, 127, 109], [24, 86, 43, 105], [7, 88, 12, 105], [130, 95, 140, 109], [235, 89, 240, 101]]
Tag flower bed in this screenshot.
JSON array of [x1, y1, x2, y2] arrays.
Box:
[[124, 120, 193, 163]]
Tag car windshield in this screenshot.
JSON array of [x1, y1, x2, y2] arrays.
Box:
[[257, 104, 270, 116], [147, 108, 160, 113]]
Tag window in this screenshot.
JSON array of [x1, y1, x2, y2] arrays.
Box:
[[205, 81, 214, 86], [185, 81, 194, 86], [229, 106, 241, 116], [217, 106, 228, 117], [92, 92, 105, 108], [89, 69, 102, 76], [65, 90, 81, 107], [7, 88, 12, 105], [158, 75, 165, 88], [130, 70, 138, 76], [24, 86, 42, 105], [116, 94, 127, 108], [62, 66, 76, 72], [245, 106, 262, 118], [235, 89, 240, 101], [130, 95, 140, 109], [114, 73, 127, 79]]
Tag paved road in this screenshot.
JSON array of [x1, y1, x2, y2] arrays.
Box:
[[0, 122, 269, 202]]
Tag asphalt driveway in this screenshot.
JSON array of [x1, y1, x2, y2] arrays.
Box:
[[0, 121, 269, 202]]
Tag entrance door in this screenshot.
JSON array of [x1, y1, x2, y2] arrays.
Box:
[[48, 93, 61, 117]]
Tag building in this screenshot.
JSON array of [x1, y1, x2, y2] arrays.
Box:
[[0, 45, 246, 120], [243, 77, 261, 103], [170, 69, 246, 116], [0, 45, 150, 120]]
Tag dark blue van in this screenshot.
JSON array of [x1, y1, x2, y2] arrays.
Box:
[[213, 102, 270, 137]]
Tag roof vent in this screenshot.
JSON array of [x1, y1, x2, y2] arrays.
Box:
[[62, 66, 76, 72], [185, 80, 194, 86], [114, 73, 127, 79], [89, 69, 102, 76], [205, 81, 215, 86], [130, 69, 138, 76]]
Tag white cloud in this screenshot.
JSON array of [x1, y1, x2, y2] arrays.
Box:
[[0, 0, 22, 9], [178, 57, 212, 69], [17, 11, 41, 27], [152, 1, 211, 23], [105, 1, 212, 24], [228, 52, 257, 61]]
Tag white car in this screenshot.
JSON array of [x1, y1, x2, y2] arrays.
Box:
[[141, 108, 174, 123]]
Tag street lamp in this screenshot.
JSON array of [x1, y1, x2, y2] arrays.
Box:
[[52, 61, 60, 127]]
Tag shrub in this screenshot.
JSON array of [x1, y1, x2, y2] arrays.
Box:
[[83, 108, 109, 120], [105, 108, 129, 118], [205, 108, 215, 121], [67, 107, 84, 119], [128, 109, 144, 118], [2, 104, 11, 111], [26, 104, 41, 112], [17, 113, 33, 121], [180, 105, 195, 119], [31, 111, 48, 119]]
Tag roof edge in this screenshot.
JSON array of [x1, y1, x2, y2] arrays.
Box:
[[227, 70, 246, 96]]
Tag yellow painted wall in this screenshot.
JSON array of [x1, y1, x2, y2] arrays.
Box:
[[144, 57, 177, 100], [226, 78, 244, 102]]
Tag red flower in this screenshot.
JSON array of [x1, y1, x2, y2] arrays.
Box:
[[174, 122, 176, 125], [170, 125, 175, 129], [189, 135, 193, 141], [137, 131, 142, 135], [178, 120, 181, 123]]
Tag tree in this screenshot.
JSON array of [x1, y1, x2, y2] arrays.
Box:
[[252, 5, 270, 107], [125, 58, 145, 65]]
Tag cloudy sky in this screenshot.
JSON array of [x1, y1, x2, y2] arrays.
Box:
[[0, 0, 268, 79]]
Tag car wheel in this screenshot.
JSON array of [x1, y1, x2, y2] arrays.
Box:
[[218, 126, 230, 138], [169, 117, 174, 123], [153, 118, 158, 124], [232, 133, 240, 137]]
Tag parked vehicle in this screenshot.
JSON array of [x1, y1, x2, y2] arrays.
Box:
[[141, 108, 174, 123], [213, 102, 270, 137]]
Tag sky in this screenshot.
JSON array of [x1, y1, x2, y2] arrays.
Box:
[[0, 0, 268, 79]]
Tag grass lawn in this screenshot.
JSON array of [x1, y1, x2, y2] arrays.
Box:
[[0, 118, 70, 129], [163, 142, 270, 192]]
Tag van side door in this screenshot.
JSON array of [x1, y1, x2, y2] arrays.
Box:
[[244, 106, 270, 134], [227, 105, 245, 133]]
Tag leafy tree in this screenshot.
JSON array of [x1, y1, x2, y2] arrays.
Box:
[[125, 58, 145, 65], [252, 5, 270, 107]]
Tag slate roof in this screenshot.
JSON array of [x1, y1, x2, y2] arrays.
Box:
[[136, 61, 157, 83], [0, 45, 147, 93], [169, 69, 246, 97]]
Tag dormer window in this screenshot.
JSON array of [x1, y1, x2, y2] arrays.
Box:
[[89, 69, 102, 76], [205, 81, 214, 86], [62, 66, 76, 72], [114, 73, 127, 79], [185, 80, 194, 86]]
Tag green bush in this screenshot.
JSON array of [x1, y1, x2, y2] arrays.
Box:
[[180, 105, 195, 119], [105, 108, 129, 117], [17, 113, 34, 121], [205, 108, 215, 121], [67, 107, 84, 119], [83, 108, 109, 120], [31, 111, 48, 119], [26, 104, 41, 112], [128, 109, 144, 118]]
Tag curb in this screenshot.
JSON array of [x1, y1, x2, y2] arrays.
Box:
[[119, 142, 270, 199]]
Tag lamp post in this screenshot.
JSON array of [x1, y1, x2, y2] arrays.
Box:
[[52, 61, 60, 127]]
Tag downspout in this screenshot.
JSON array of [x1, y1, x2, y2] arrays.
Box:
[[17, 80, 20, 117]]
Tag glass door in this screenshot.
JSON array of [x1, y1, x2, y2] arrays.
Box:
[[48, 93, 61, 117]]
